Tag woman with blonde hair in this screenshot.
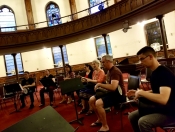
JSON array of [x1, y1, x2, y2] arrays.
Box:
[[79, 60, 105, 115]]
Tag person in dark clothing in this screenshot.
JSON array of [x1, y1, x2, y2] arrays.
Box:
[[128, 46, 175, 132], [20, 71, 36, 109], [39, 69, 56, 107], [59, 64, 75, 104]]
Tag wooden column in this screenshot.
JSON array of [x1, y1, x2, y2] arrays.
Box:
[[59, 45, 66, 76], [24, 0, 35, 29], [156, 15, 168, 58], [11, 53, 19, 82], [69, 0, 78, 20], [102, 34, 109, 54]]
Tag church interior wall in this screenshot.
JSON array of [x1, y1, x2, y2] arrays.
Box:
[[0, 1, 175, 77]]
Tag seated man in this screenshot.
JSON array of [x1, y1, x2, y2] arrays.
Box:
[[20, 71, 36, 109], [128, 46, 175, 132], [39, 69, 56, 106], [89, 55, 126, 132]]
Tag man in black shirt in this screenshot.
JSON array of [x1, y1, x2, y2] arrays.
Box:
[[128, 46, 175, 132], [39, 69, 56, 106], [20, 71, 36, 109]]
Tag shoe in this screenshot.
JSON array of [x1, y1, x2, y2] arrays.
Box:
[[20, 104, 26, 109], [39, 104, 45, 107], [29, 104, 34, 109], [90, 122, 102, 127], [86, 110, 93, 116], [59, 99, 66, 104]]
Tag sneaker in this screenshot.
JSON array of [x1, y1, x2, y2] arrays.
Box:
[[29, 104, 34, 109]]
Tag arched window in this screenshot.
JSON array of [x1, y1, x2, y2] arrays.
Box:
[[4, 53, 24, 76], [46, 2, 62, 27], [95, 35, 112, 58], [89, 0, 104, 14], [0, 5, 16, 32], [52, 46, 69, 67]]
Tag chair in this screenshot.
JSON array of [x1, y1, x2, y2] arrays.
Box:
[[117, 75, 140, 129], [159, 61, 167, 66], [141, 68, 152, 90], [162, 123, 175, 132], [154, 122, 175, 132]]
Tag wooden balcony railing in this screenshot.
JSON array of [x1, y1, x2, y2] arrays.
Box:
[[0, 0, 174, 54]]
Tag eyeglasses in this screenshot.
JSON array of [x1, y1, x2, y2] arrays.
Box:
[[139, 55, 149, 61]]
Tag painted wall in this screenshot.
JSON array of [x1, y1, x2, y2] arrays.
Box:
[[66, 38, 97, 65], [0, 0, 28, 30], [0, 56, 6, 77], [75, 0, 89, 18], [21, 48, 54, 72], [164, 11, 175, 49]]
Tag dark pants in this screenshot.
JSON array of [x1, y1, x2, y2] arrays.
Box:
[[20, 91, 34, 105], [40, 86, 55, 104]]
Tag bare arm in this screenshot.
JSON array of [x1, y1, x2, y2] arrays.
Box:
[[95, 80, 119, 91], [23, 82, 35, 88], [136, 87, 171, 105], [52, 78, 55, 82]]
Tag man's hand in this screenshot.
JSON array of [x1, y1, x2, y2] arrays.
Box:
[[81, 77, 87, 82], [134, 89, 143, 100], [86, 78, 91, 82], [94, 83, 101, 91], [127, 89, 136, 97]]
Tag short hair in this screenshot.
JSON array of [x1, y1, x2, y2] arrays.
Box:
[[102, 55, 113, 62], [137, 46, 156, 57], [24, 71, 29, 74], [92, 60, 101, 67]]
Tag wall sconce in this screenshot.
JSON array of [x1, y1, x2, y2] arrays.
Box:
[[122, 20, 132, 33]]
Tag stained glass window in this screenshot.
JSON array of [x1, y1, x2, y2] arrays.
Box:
[[0, 6, 16, 32], [95, 35, 112, 58], [144, 21, 168, 50], [4, 53, 23, 76], [89, 0, 104, 14], [52, 46, 69, 67], [46, 3, 62, 27]]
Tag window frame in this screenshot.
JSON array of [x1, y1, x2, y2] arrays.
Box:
[[88, 0, 104, 14], [94, 35, 112, 58], [0, 5, 17, 32], [45, 2, 62, 27], [51, 46, 69, 67], [144, 21, 168, 50], [4, 53, 24, 76]]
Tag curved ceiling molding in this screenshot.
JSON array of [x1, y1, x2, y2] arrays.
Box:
[[0, 0, 175, 54]]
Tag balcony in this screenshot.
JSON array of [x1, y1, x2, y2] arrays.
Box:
[[0, 0, 175, 54]]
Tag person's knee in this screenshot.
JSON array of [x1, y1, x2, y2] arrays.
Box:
[[95, 99, 103, 108], [89, 96, 96, 104], [138, 116, 151, 128], [128, 111, 136, 122]]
